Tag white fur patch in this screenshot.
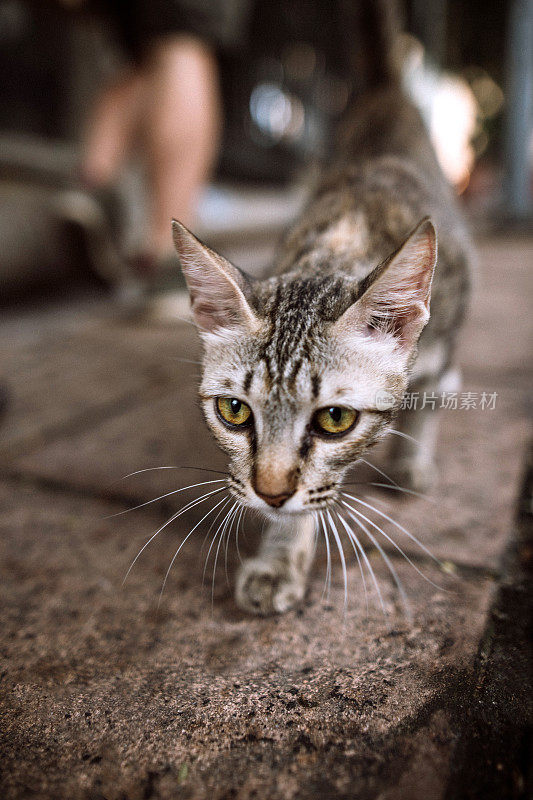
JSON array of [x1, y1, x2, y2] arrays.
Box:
[[316, 212, 369, 256]]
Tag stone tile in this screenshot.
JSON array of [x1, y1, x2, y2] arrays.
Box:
[[14, 378, 226, 502], [347, 379, 529, 571], [0, 318, 201, 457], [457, 236, 532, 376], [2, 235, 530, 799], [0, 479, 493, 800]]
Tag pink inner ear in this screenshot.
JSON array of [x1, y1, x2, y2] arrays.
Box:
[[356, 220, 436, 349], [192, 298, 231, 331], [365, 316, 384, 338], [191, 285, 250, 331], [173, 219, 258, 333]]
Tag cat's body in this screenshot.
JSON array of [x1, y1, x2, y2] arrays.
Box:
[[172, 7, 473, 615], [276, 83, 472, 378]]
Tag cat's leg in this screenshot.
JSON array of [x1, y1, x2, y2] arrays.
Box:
[[389, 400, 439, 491], [236, 514, 315, 615], [390, 367, 461, 492]]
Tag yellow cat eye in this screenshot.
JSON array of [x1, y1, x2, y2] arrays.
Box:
[[313, 406, 358, 436], [216, 397, 253, 428]]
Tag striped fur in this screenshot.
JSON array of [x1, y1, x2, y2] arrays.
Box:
[[172, 6, 473, 613]]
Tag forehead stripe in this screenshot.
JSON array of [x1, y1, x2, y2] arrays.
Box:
[[288, 358, 303, 390], [243, 369, 254, 394]]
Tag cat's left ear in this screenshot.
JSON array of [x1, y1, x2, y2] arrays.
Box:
[[334, 217, 437, 352], [172, 220, 259, 333]]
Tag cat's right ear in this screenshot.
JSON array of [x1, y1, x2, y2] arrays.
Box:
[[172, 220, 259, 334]]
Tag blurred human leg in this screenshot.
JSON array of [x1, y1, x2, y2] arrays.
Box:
[[78, 33, 221, 318], [144, 35, 221, 256], [81, 69, 145, 188]]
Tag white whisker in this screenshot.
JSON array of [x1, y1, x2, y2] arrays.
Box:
[[341, 498, 443, 591], [173, 315, 196, 327], [333, 508, 368, 614], [366, 482, 435, 502], [106, 479, 227, 519], [157, 494, 228, 607], [342, 502, 412, 620], [200, 496, 231, 588], [318, 510, 332, 602], [200, 496, 231, 555], [326, 509, 348, 613], [357, 457, 400, 487], [335, 506, 386, 614], [233, 504, 246, 567], [388, 428, 420, 444], [212, 501, 240, 604], [122, 466, 181, 478], [119, 465, 228, 480], [341, 492, 441, 566], [202, 499, 235, 585], [122, 485, 226, 584], [312, 512, 319, 552], [172, 357, 202, 365], [224, 502, 244, 585]]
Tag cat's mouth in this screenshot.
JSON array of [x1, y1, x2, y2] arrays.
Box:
[[227, 476, 338, 514]]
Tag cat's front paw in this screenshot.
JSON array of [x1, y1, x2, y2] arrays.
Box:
[[235, 557, 306, 616]]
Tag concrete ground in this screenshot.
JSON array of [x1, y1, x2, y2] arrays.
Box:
[[0, 236, 532, 800]]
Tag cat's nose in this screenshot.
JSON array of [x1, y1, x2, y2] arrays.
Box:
[[253, 461, 297, 508], [255, 489, 295, 508]]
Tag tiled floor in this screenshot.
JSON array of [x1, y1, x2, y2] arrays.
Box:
[[0, 235, 531, 799]]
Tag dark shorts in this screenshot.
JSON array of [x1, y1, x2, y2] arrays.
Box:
[[103, 0, 252, 60]]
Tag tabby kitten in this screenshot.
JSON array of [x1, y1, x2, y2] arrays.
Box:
[[172, 6, 473, 615]]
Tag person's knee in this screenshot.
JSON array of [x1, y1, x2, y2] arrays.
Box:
[[147, 34, 219, 90], [146, 36, 220, 155]]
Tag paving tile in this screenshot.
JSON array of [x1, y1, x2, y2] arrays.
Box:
[[457, 236, 532, 376], [1, 234, 530, 799], [350, 381, 529, 571], [13, 372, 226, 502], [0, 479, 493, 800], [0, 318, 200, 456]]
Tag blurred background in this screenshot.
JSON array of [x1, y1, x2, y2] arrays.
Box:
[[0, 0, 531, 313]]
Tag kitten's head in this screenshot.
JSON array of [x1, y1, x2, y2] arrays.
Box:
[[173, 218, 436, 518]]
